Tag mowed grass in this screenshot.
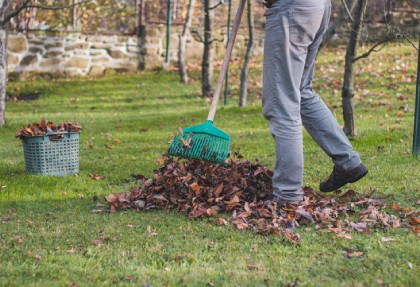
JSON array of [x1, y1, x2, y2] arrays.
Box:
[[0, 43, 419, 286]]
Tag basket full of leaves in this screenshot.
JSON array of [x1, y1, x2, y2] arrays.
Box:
[[15, 118, 82, 176]]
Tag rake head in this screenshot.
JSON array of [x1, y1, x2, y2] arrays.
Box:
[[167, 121, 230, 164]]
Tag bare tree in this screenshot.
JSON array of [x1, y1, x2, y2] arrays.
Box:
[[0, 0, 90, 127], [0, 0, 12, 126], [201, 0, 215, 97], [192, 0, 225, 97], [239, 0, 254, 107], [178, 0, 196, 84], [342, 0, 368, 136]]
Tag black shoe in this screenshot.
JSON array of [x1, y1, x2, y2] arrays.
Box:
[[320, 163, 368, 192]]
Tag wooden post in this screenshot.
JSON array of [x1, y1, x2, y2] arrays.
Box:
[[413, 37, 420, 155]]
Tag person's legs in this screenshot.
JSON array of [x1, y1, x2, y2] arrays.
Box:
[[263, 0, 329, 201], [298, 2, 368, 192], [299, 4, 362, 172]]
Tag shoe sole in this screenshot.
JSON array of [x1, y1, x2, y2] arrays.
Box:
[[320, 167, 368, 193]]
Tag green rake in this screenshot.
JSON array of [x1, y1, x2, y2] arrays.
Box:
[[168, 0, 246, 164]]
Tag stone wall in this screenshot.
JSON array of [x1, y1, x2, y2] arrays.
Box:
[[7, 32, 141, 78], [7, 25, 265, 78]]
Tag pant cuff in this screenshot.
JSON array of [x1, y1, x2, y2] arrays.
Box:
[[273, 189, 304, 202]]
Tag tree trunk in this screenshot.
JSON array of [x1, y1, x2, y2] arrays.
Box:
[[202, 0, 214, 97], [320, 0, 356, 50], [342, 0, 368, 136], [0, 0, 11, 127], [0, 25, 6, 127], [178, 0, 195, 84], [239, 0, 254, 107], [72, 0, 77, 29]]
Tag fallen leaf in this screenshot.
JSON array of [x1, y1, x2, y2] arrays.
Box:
[[389, 204, 403, 211], [284, 280, 298, 287], [34, 254, 41, 263], [89, 173, 104, 180], [381, 237, 396, 242], [91, 239, 104, 246], [350, 222, 367, 232], [102, 156, 413, 245], [214, 183, 224, 197], [409, 217, 420, 225], [336, 232, 353, 240], [91, 209, 104, 213], [218, 218, 228, 225], [247, 264, 259, 270], [190, 182, 201, 196], [14, 236, 23, 244], [147, 225, 158, 236], [346, 250, 364, 258]]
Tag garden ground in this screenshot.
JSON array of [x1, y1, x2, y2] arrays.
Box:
[[0, 43, 419, 286]]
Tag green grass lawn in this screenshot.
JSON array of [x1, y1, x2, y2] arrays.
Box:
[[0, 43, 419, 287]]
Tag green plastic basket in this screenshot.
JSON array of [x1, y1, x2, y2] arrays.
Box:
[[20, 132, 80, 176]]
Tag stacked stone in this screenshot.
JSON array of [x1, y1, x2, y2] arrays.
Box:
[[7, 32, 141, 77]]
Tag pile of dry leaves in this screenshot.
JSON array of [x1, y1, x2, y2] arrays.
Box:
[[15, 118, 82, 138], [106, 156, 419, 244]]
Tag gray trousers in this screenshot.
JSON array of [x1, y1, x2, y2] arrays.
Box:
[[262, 0, 362, 201]]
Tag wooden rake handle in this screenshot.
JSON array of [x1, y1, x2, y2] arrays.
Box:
[[207, 0, 247, 122]]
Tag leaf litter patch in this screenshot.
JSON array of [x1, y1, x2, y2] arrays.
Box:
[[105, 156, 419, 244]]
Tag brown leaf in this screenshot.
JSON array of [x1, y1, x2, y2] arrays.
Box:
[[389, 204, 403, 211], [89, 173, 105, 180], [247, 264, 259, 271], [190, 182, 201, 196], [253, 167, 265, 176], [225, 195, 240, 211], [105, 194, 117, 203], [92, 239, 104, 246], [350, 222, 367, 232], [335, 232, 353, 240], [295, 209, 314, 222], [147, 225, 158, 236], [230, 218, 249, 230], [244, 201, 251, 213], [409, 217, 420, 225], [237, 211, 251, 218], [177, 127, 184, 135], [214, 183, 224, 197], [14, 236, 23, 244], [346, 250, 364, 258], [153, 195, 168, 202], [206, 207, 219, 217], [218, 218, 228, 225], [126, 225, 137, 229]]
